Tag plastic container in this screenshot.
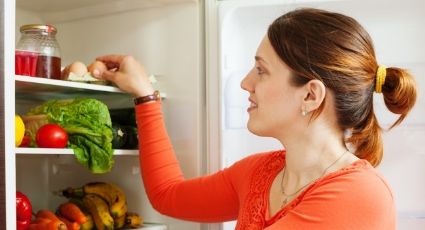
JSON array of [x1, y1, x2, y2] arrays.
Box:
[[15, 24, 61, 79]]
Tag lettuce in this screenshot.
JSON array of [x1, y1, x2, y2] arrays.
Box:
[[27, 98, 114, 173]]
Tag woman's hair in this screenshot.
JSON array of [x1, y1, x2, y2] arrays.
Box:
[[268, 8, 417, 167]]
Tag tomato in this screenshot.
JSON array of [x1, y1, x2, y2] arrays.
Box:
[[19, 135, 31, 147], [36, 124, 68, 148]]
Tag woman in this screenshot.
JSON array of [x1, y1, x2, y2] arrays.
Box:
[[93, 8, 416, 229]]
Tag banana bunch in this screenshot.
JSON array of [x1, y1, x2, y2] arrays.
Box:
[[62, 182, 142, 229], [82, 194, 114, 229]]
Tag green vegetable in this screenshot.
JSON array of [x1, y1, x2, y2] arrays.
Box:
[[112, 124, 127, 149], [27, 98, 114, 173], [123, 126, 138, 149]]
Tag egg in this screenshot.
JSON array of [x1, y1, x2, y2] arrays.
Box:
[[87, 61, 107, 76], [68, 61, 88, 77]]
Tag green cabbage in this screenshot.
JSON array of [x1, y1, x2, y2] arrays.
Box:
[[27, 98, 114, 173]]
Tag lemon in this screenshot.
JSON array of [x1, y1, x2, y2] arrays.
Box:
[[15, 115, 25, 147]]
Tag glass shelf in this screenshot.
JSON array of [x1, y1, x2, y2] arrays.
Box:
[[15, 147, 138, 156], [135, 223, 167, 230]]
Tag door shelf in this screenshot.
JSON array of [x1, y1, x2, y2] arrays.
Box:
[[15, 147, 138, 156]]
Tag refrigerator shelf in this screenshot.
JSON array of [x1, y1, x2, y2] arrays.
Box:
[[15, 75, 166, 107], [15, 147, 138, 156], [134, 223, 167, 230], [15, 75, 125, 94]]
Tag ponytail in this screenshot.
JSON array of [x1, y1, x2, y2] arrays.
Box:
[[348, 111, 383, 167], [382, 68, 417, 128], [348, 67, 417, 167]]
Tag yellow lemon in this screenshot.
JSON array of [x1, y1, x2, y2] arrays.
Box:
[[15, 115, 25, 147]]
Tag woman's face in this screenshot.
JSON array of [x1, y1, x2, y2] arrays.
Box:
[[241, 36, 305, 138]]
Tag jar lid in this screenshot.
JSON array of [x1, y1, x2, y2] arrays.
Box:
[[20, 24, 57, 34]]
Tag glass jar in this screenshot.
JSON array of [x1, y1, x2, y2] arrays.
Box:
[[15, 24, 61, 79]]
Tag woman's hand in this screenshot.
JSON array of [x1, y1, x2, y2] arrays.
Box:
[[92, 55, 154, 97]]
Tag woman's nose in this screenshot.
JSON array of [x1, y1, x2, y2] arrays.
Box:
[[241, 70, 253, 92]]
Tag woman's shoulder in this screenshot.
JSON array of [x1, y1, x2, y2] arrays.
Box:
[[311, 159, 394, 203], [277, 160, 396, 228]]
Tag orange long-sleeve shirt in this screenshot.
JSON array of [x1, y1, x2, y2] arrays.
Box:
[[136, 102, 396, 229]]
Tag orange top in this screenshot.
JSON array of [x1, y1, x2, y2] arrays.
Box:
[[136, 102, 396, 229]]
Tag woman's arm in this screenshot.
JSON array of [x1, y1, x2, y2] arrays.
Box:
[[136, 102, 240, 222], [93, 54, 243, 222]]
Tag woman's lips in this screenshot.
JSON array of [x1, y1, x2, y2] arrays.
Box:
[[247, 99, 257, 112]]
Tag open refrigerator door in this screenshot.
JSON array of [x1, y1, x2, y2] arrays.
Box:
[[209, 0, 425, 229]]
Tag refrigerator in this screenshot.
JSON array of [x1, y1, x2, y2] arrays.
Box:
[[2, 0, 424, 230], [205, 0, 425, 229], [5, 0, 204, 229]]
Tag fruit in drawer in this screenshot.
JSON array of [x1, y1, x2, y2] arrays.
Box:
[[36, 124, 68, 148], [82, 194, 114, 230], [62, 182, 127, 218], [15, 115, 25, 147]]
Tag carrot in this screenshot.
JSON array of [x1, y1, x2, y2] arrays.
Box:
[[29, 223, 46, 230], [58, 202, 87, 224], [36, 209, 61, 221], [30, 218, 67, 230], [46, 219, 67, 230], [58, 216, 80, 230], [31, 217, 51, 224]]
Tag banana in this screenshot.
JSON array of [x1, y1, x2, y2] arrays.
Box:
[[80, 214, 94, 230], [83, 182, 128, 218], [114, 213, 126, 229], [125, 212, 143, 228], [82, 194, 114, 230], [62, 182, 128, 218]]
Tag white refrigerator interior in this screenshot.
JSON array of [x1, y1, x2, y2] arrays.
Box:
[[11, 0, 203, 230], [217, 0, 425, 229]]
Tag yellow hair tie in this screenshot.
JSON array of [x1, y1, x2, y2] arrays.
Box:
[[375, 65, 387, 93]]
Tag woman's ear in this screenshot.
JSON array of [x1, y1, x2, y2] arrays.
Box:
[[302, 79, 326, 112]]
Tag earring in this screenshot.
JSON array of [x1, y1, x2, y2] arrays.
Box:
[[302, 108, 307, 116]]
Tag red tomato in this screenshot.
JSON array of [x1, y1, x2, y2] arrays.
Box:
[[36, 124, 68, 148], [19, 135, 31, 147]]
